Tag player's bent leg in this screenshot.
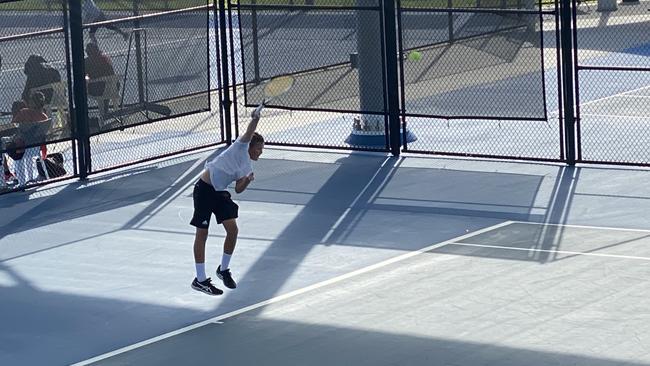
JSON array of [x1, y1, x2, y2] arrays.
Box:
[[193, 227, 209, 263], [189, 180, 212, 263], [217, 219, 238, 289], [222, 218, 238, 254], [189, 179, 218, 295]]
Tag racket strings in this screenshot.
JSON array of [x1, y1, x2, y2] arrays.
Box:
[[263, 76, 295, 98]]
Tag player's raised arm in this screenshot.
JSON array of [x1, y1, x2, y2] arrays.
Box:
[[240, 104, 264, 143]]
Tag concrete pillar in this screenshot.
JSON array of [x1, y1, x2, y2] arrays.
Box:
[[355, 0, 384, 131]]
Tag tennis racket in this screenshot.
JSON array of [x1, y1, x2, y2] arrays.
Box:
[[252, 75, 295, 118], [250, 74, 295, 119], [262, 74, 295, 105]]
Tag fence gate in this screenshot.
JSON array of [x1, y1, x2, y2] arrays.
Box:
[[76, 1, 223, 174], [571, 0, 650, 166], [397, 0, 566, 163], [231, 0, 567, 161]]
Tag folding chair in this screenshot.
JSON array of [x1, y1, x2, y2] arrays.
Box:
[[87, 74, 122, 128]]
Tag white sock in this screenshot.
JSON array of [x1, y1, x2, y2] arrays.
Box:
[[195, 263, 207, 282], [220, 253, 232, 271]]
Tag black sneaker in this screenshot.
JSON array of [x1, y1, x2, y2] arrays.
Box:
[[191, 277, 223, 296], [216, 265, 237, 289]]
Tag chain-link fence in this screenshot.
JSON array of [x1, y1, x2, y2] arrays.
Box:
[[398, 0, 563, 160], [232, 0, 566, 159], [573, 0, 650, 165], [81, 1, 219, 172], [234, 0, 390, 151], [0, 0, 76, 191], [1, 0, 225, 193], [231, 0, 649, 165]]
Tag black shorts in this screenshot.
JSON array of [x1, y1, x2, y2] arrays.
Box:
[[190, 179, 238, 229]]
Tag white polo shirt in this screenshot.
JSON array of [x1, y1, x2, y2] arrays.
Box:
[[205, 137, 253, 191]]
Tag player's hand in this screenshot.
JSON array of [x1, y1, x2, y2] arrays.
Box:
[[251, 103, 264, 120]]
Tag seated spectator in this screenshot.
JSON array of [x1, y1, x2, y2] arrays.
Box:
[[85, 43, 117, 96], [85, 42, 119, 115], [21, 54, 62, 105], [2, 101, 28, 182], [11, 92, 49, 185], [13, 95, 48, 128]]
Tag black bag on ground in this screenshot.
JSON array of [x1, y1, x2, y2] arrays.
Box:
[[37, 153, 66, 178], [5, 135, 26, 160]]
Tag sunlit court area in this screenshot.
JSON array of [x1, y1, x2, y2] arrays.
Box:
[[1, 0, 650, 365]]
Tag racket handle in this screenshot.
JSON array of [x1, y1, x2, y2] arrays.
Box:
[[252, 103, 265, 119]]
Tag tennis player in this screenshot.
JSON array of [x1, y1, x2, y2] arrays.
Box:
[[190, 105, 265, 296]]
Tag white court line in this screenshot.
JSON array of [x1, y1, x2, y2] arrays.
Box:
[[321, 156, 398, 243], [576, 84, 650, 109], [449, 242, 650, 261], [71, 220, 515, 365], [619, 95, 650, 99], [512, 221, 650, 234], [549, 82, 650, 116]]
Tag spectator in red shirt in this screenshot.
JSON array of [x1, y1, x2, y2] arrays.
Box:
[[85, 42, 119, 114]]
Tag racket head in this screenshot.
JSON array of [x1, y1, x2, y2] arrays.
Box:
[[263, 75, 295, 102]]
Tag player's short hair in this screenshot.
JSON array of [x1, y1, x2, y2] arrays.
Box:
[[251, 132, 264, 147]]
